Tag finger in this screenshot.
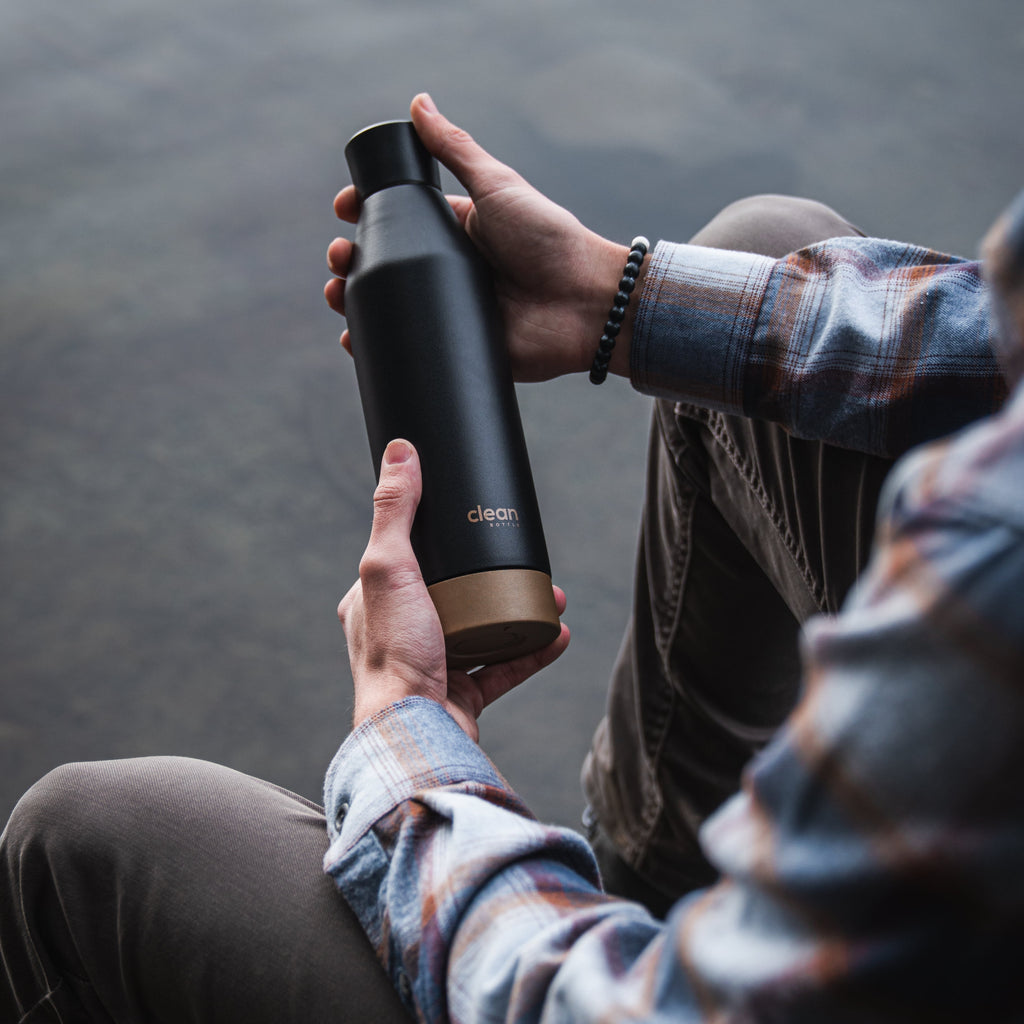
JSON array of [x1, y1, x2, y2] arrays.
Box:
[[410, 92, 521, 200], [324, 276, 345, 315], [327, 236, 353, 277], [340, 329, 352, 356], [470, 622, 571, 710], [358, 440, 422, 593], [447, 194, 474, 228], [334, 185, 361, 223], [368, 439, 420, 541]]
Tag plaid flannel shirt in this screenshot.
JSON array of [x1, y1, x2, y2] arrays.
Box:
[[324, 190, 1024, 1022]]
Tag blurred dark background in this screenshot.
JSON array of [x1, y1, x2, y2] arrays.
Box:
[[3, 0, 1022, 829]]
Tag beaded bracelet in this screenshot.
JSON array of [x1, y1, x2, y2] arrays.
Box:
[[589, 236, 650, 385]]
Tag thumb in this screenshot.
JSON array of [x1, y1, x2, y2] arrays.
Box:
[[410, 92, 521, 201], [365, 439, 422, 565]]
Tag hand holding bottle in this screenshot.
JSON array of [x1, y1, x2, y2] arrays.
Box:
[[325, 93, 645, 383], [339, 440, 570, 740]]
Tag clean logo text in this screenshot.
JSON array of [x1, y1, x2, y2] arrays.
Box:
[[467, 505, 520, 526]]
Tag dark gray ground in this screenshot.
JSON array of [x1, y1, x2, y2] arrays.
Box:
[[3, 0, 1022, 829]]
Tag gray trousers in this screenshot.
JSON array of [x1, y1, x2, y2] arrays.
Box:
[[583, 196, 892, 916], [0, 757, 411, 1023], [1, 196, 886, 1020]]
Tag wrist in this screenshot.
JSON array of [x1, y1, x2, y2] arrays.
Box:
[[570, 237, 622, 375]]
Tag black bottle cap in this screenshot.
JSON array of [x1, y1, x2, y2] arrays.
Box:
[[345, 120, 441, 200]]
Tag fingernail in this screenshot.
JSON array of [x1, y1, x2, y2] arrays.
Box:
[[418, 92, 437, 115], [384, 439, 412, 465]]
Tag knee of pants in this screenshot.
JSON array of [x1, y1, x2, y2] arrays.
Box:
[[690, 194, 863, 257], [713, 193, 844, 224], [4, 763, 112, 857], [3, 758, 180, 863]]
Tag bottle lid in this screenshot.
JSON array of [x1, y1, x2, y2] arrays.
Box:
[[344, 120, 441, 200]]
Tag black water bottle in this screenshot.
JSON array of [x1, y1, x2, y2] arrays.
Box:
[[343, 120, 560, 668]]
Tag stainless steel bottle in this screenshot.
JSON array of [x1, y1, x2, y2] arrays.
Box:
[[343, 120, 560, 667]]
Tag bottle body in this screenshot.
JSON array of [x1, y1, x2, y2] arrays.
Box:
[[344, 123, 559, 666]]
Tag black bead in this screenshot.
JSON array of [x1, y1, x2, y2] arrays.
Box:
[[598, 334, 616, 354], [604, 320, 621, 339], [618, 276, 636, 294], [621, 263, 639, 281], [614, 290, 631, 308], [608, 305, 626, 325]]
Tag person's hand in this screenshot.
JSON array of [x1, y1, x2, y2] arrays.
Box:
[[338, 439, 570, 741], [325, 93, 645, 382]]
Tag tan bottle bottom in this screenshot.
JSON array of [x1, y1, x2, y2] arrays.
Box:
[[428, 568, 561, 669]]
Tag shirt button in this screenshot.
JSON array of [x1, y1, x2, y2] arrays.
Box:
[[397, 971, 412, 1003], [334, 802, 349, 829]]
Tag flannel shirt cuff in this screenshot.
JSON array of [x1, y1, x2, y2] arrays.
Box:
[[322, 696, 511, 854], [631, 240, 775, 410]]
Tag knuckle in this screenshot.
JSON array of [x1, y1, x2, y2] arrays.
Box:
[[372, 477, 409, 513], [358, 545, 422, 597], [437, 124, 484, 183], [357, 549, 390, 586], [442, 123, 475, 152]]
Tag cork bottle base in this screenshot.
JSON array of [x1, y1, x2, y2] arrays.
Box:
[[428, 569, 561, 669]]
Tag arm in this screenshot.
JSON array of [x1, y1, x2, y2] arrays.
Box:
[[634, 236, 1006, 456], [326, 96, 1006, 456]]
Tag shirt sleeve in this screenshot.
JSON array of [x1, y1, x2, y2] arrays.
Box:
[[631, 237, 1007, 456], [321, 697, 665, 1020], [323, 387, 1024, 1022]]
